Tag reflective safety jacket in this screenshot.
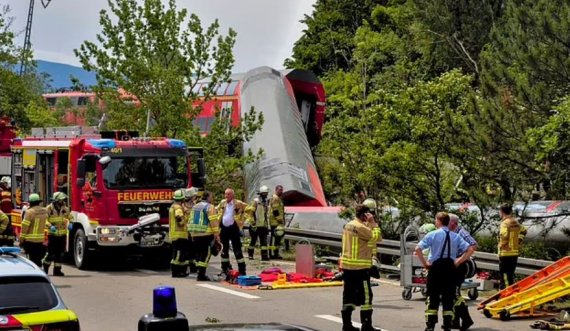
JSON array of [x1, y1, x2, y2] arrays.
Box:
[[169, 202, 188, 241], [217, 199, 248, 229], [340, 218, 381, 270], [0, 189, 11, 213], [20, 206, 48, 243], [498, 216, 527, 257], [46, 204, 70, 237], [0, 210, 13, 241], [269, 194, 284, 227], [188, 201, 220, 237], [246, 198, 269, 228]]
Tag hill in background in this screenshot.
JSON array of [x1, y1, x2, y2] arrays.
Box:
[[37, 60, 97, 91]]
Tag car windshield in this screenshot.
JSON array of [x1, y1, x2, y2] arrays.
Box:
[[0, 276, 58, 314], [103, 156, 188, 189]]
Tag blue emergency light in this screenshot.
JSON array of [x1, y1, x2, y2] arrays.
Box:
[[153, 286, 177, 318], [0, 247, 21, 254], [138, 286, 189, 331]]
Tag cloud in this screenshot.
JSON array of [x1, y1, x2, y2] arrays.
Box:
[[3, 0, 315, 72]]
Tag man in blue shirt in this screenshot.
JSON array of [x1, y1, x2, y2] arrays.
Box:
[[449, 214, 478, 330], [415, 212, 475, 331]]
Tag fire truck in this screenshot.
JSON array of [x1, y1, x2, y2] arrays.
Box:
[[10, 126, 205, 269]]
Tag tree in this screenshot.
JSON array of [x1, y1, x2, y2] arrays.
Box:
[[0, 5, 45, 130], [75, 0, 237, 138], [284, 0, 380, 76]]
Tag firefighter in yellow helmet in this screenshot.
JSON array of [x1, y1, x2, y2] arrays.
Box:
[[170, 189, 190, 278], [340, 204, 382, 331], [42, 192, 71, 276], [20, 193, 48, 267], [246, 185, 271, 261], [269, 185, 285, 259], [188, 191, 220, 281], [498, 203, 527, 289]]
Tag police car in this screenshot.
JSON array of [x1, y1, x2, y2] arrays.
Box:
[[0, 247, 80, 330]]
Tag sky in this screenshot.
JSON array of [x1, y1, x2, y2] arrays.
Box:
[[3, 0, 315, 72]]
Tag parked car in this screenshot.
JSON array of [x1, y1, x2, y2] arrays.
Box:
[[0, 247, 80, 330]]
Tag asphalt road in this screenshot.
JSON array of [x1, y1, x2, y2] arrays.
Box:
[[50, 255, 543, 331]]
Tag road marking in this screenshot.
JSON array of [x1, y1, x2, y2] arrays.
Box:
[[134, 269, 159, 274], [315, 314, 389, 331], [196, 284, 260, 299]]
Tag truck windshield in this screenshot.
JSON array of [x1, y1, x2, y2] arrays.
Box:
[[103, 156, 188, 189]]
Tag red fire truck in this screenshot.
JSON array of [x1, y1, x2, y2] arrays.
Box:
[[10, 127, 205, 269]]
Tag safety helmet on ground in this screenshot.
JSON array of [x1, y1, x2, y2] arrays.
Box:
[[184, 187, 198, 199], [29, 193, 41, 203], [274, 225, 285, 237], [259, 185, 269, 194], [173, 189, 185, 201], [363, 198, 377, 211], [0, 176, 10, 186], [52, 191, 67, 201]]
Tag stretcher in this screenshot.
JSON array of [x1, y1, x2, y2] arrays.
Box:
[[483, 274, 570, 320], [479, 256, 570, 310]]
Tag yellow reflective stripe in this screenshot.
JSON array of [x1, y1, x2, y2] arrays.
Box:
[[352, 237, 357, 259], [13, 309, 78, 325], [362, 280, 371, 310]]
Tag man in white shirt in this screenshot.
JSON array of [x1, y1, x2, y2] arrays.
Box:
[[217, 188, 248, 275]]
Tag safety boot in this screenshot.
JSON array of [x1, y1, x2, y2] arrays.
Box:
[[247, 247, 255, 260], [238, 262, 247, 276], [341, 310, 359, 331], [360, 310, 381, 331], [53, 266, 65, 277], [196, 267, 211, 281]]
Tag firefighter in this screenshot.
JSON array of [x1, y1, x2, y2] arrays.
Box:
[[246, 185, 270, 261], [362, 198, 383, 278], [188, 191, 220, 281], [498, 203, 527, 289], [0, 208, 13, 246], [20, 193, 48, 267], [169, 189, 190, 278], [183, 187, 199, 273], [0, 176, 12, 214], [217, 188, 248, 275], [42, 192, 71, 276], [415, 212, 475, 331], [340, 204, 382, 331], [269, 185, 285, 259]]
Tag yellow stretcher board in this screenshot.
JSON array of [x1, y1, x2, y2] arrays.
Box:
[[483, 274, 570, 320], [480, 256, 570, 310]]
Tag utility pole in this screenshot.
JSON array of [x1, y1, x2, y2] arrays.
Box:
[[19, 0, 52, 76]]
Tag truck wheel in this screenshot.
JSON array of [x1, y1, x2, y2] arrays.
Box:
[[74, 228, 92, 269], [468, 288, 478, 300], [402, 288, 412, 300]]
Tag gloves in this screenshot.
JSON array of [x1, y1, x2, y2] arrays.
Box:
[[50, 225, 57, 233]]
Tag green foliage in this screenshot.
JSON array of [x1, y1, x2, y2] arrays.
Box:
[[0, 5, 47, 130], [25, 100, 60, 128], [75, 0, 237, 138], [289, 0, 570, 233], [284, 0, 380, 76]]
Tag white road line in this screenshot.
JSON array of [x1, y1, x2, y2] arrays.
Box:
[[134, 269, 159, 274], [315, 314, 389, 331], [196, 284, 260, 299]]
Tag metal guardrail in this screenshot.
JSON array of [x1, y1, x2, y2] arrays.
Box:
[[284, 228, 552, 276]]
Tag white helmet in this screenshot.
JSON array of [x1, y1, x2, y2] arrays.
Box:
[[184, 187, 198, 199], [0, 176, 10, 186], [259, 185, 269, 194]]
